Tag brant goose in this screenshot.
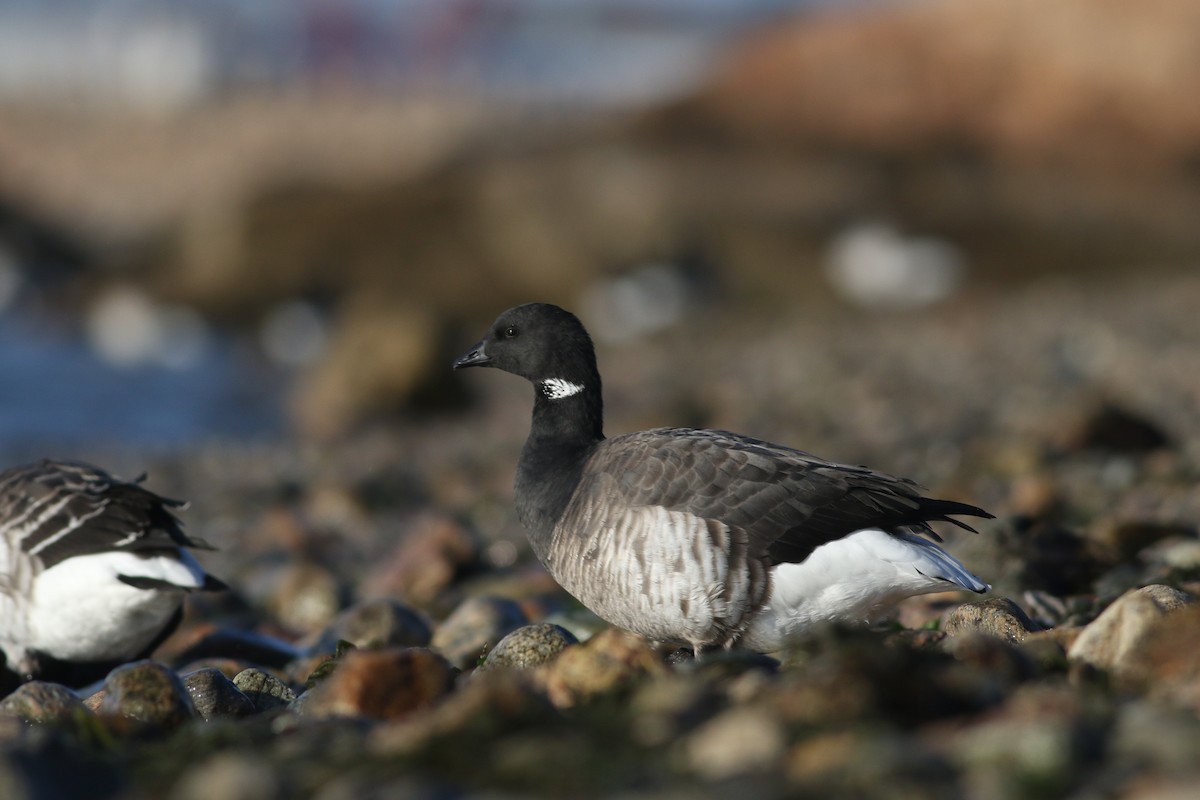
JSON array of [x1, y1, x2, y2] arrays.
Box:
[[0, 459, 224, 690], [454, 303, 993, 655]]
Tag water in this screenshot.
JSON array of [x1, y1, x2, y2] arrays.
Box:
[[0, 312, 285, 455]]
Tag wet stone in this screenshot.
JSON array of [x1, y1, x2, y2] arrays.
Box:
[[232, 669, 296, 713], [477, 623, 578, 672], [182, 668, 256, 721], [297, 647, 457, 720], [97, 661, 197, 734], [942, 597, 1040, 643], [430, 596, 528, 670], [0, 682, 88, 725]]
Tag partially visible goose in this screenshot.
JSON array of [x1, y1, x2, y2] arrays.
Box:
[[454, 303, 992, 655], [0, 459, 224, 689]]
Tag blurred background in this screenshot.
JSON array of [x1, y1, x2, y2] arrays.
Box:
[[5, 6, 1200, 791], [0, 0, 1196, 490], [1, 0, 1199, 695]]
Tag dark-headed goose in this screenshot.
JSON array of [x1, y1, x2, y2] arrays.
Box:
[[454, 303, 991, 655], [0, 459, 224, 690]]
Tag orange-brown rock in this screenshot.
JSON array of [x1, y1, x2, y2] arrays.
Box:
[[690, 0, 1200, 170], [299, 647, 457, 720]]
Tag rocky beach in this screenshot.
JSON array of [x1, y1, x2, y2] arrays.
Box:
[[2, 1, 1199, 797]]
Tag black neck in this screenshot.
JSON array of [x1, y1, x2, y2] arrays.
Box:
[[514, 378, 604, 546]]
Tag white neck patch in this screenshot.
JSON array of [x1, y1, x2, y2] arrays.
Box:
[[540, 378, 585, 400]]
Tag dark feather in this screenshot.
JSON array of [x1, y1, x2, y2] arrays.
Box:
[[584, 428, 993, 567], [0, 459, 209, 570]]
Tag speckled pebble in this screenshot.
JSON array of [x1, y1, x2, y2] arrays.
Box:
[[97, 661, 197, 734], [477, 623, 578, 672], [0, 682, 88, 725], [182, 669, 256, 720], [232, 669, 296, 713], [943, 597, 1040, 643], [430, 596, 528, 669]]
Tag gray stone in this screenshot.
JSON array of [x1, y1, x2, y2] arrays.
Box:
[[430, 595, 528, 669], [232, 668, 296, 713], [182, 668, 256, 720], [477, 623, 578, 672]]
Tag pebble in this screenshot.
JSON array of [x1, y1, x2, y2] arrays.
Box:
[[232, 669, 297, 713], [1090, 519, 1193, 563], [951, 709, 1078, 797], [628, 675, 718, 747], [535, 628, 667, 708], [265, 560, 344, 634], [1134, 605, 1200, 711], [171, 752, 281, 800], [430, 596, 528, 670], [182, 668, 257, 721], [314, 598, 433, 651], [1109, 700, 1200, 773], [1067, 584, 1196, 681], [1141, 537, 1200, 571], [684, 705, 786, 780], [476, 623, 578, 672], [370, 669, 556, 756], [943, 631, 1037, 684], [97, 661, 197, 734], [297, 647, 456, 720], [0, 682, 88, 725], [359, 512, 480, 604], [1059, 402, 1172, 454], [942, 597, 1040, 643]]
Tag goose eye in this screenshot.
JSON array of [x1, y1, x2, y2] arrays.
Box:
[[502, 326, 519, 339]]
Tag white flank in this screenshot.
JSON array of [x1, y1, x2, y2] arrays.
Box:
[[739, 528, 988, 652], [26, 550, 205, 661], [540, 378, 585, 400]]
